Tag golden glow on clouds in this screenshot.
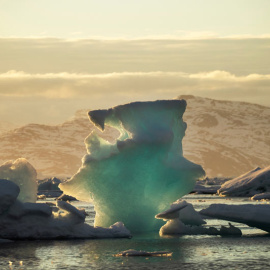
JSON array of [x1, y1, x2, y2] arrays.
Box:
[[0, 70, 269, 103], [0, 37, 269, 124], [1, 38, 269, 76], [1, 0, 269, 125]]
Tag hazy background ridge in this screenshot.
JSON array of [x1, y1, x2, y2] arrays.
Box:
[[0, 96, 269, 178]]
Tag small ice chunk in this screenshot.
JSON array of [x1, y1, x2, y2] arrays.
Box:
[[108, 222, 131, 238], [115, 249, 173, 257], [0, 179, 20, 214], [57, 200, 86, 222], [160, 219, 190, 235]]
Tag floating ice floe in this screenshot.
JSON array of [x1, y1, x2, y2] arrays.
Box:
[[218, 166, 270, 197], [0, 179, 131, 240], [114, 249, 173, 257], [200, 203, 270, 233], [60, 100, 205, 232]]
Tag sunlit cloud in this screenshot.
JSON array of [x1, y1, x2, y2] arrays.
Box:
[[0, 37, 269, 125], [0, 70, 269, 106]]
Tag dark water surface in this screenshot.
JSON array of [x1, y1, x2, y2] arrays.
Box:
[[1, 195, 269, 270]]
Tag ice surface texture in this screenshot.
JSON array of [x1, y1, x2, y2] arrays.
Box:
[[60, 100, 205, 232]]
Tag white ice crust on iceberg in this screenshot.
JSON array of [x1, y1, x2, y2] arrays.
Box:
[[218, 166, 270, 197], [0, 158, 37, 203], [60, 100, 205, 232], [0, 179, 131, 240]]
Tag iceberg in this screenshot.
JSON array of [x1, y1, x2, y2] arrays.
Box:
[[60, 100, 205, 232], [0, 158, 37, 203]]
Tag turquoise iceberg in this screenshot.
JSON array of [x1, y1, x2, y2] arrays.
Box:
[[60, 100, 204, 232]]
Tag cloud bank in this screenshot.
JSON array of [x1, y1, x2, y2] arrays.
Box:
[[1, 70, 269, 105], [1, 38, 270, 75], [0, 37, 269, 125]]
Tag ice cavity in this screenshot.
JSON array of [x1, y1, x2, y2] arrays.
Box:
[[60, 100, 205, 232], [0, 158, 37, 203]]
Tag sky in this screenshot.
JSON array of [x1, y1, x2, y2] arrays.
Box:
[[0, 0, 270, 125]]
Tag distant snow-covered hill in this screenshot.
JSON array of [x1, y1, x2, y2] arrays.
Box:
[[0, 112, 119, 178], [0, 96, 269, 178], [181, 95, 270, 177]]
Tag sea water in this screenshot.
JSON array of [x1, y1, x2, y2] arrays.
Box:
[[1, 195, 269, 270]]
